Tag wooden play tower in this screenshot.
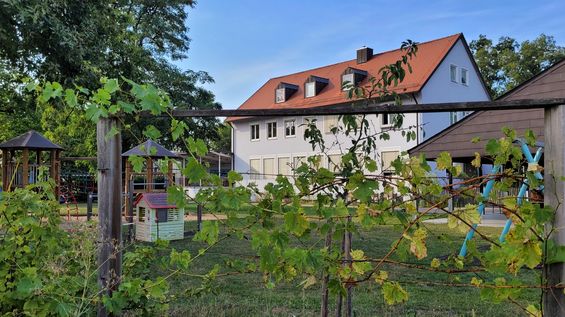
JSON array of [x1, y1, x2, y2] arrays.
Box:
[[122, 140, 180, 220], [0, 130, 63, 196]]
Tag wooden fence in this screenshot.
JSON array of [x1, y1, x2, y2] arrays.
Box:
[[96, 98, 565, 316]]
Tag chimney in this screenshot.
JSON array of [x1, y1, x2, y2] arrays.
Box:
[[356, 46, 373, 64]]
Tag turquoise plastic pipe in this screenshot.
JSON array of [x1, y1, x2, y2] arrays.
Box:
[[499, 144, 544, 242], [459, 164, 501, 257]]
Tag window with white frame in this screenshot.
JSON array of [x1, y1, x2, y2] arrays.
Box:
[[324, 115, 339, 134], [341, 73, 355, 91], [249, 159, 260, 180], [267, 121, 277, 139], [305, 82, 316, 98], [381, 151, 400, 173], [450, 64, 458, 83], [460, 68, 468, 85], [275, 88, 285, 103], [263, 158, 274, 179], [450, 111, 472, 124], [250, 124, 259, 141], [278, 157, 290, 176], [450, 112, 458, 124], [382, 113, 398, 127], [284, 120, 296, 137]]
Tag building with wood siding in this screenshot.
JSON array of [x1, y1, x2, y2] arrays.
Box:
[[408, 58, 565, 161]]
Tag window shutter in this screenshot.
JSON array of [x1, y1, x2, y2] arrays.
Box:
[[278, 157, 290, 176], [263, 158, 274, 179], [325, 115, 338, 134], [250, 159, 260, 180], [381, 151, 400, 172]]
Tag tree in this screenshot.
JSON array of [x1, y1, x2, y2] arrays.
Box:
[[22, 50, 564, 315], [0, 0, 221, 155], [210, 123, 232, 154], [470, 34, 565, 97]]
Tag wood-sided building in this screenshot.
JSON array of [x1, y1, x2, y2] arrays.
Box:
[[408, 58, 565, 161]]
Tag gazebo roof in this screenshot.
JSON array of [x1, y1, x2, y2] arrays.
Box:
[[0, 130, 63, 150], [122, 140, 180, 158]]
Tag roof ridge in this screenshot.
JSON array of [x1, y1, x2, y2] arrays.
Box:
[[228, 33, 464, 122], [23, 130, 34, 146], [498, 58, 565, 100], [267, 33, 462, 82]]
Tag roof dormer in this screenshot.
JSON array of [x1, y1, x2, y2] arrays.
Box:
[[304, 75, 329, 98], [341, 67, 368, 90], [275, 82, 299, 103]]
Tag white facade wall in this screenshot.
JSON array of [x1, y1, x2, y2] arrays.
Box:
[[419, 39, 491, 140], [232, 103, 418, 188], [231, 38, 490, 189]]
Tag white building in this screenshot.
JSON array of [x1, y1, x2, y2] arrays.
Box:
[[227, 34, 490, 188]]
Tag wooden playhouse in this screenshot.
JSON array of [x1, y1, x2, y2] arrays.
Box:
[[134, 192, 184, 242]]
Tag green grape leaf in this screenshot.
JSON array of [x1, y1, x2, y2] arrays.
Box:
[[436, 152, 452, 170], [194, 221, 219, 245], [183, 157, 208, 183], [382, 281, 408, 305], [144, 125, 162, 139]]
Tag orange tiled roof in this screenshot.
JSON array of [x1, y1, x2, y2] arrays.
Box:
[[227, 34, 462, 122]]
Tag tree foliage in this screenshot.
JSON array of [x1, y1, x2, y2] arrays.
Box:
[[0, 0, 221, 155], [5, 39, 564, 316], [470, 34, 565, 97]]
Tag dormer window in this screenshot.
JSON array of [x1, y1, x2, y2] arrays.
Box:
[[341, 67, 368, 91], [304, 75, 329, 98], [275, 82, 299, 103], [305, 82, 315, 98]]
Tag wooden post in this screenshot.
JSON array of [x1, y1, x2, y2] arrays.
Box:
[[197, 204, 203, 232], [335, 231, 345, 317], [6, 150, 12, 191], [447, 167, 453, 213], [320, 228, 332, 317], [35, 150, 40, 183], [22, 149, 29, 186], [147, 157, 153, 192], [2, 150, 7, 191], [97, 117, 122, 317], [124, 160, 135, 242], [126, 180, 134, 242], [124, 160, 133, 223], [344, 220, 353, 317], [50, 150, 61, 197], [167, 160, 173, 186], [543, 104, 565, 316], [50, 150, 56, 181], [87, 192, 93, 221]]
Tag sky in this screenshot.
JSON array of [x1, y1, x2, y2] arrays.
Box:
[[176, 0, 565, 110]]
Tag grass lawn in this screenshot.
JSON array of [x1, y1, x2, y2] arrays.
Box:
[[59, 202, 98, 216], [144, 219, 539, 317], [58, 202, 202, 216]]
